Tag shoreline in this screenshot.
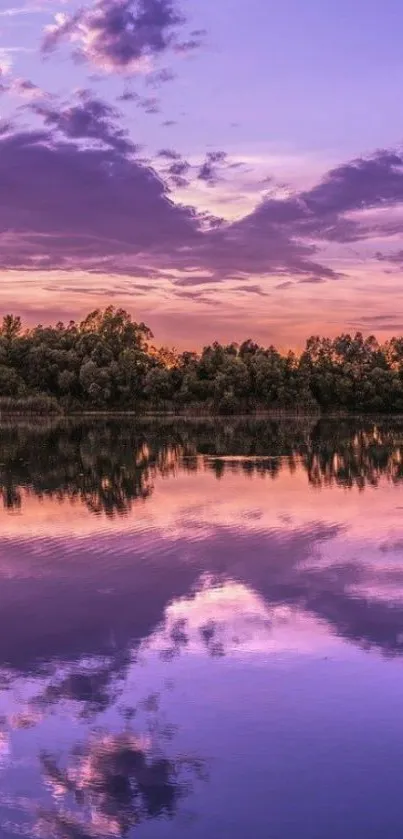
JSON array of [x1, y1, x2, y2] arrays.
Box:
[[2, 409, 403, 421]]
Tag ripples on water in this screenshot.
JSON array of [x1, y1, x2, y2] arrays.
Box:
[[1, 417, 403, 837]]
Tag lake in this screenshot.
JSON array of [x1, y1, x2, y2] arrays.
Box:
[[1, 416, 403, 838]]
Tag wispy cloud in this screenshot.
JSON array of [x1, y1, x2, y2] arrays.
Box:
[[0, 6, 45, 17]]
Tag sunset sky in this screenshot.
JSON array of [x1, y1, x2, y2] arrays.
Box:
[[2, 0, 403, 348]]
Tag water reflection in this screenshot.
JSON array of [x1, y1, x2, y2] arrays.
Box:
[[1, 416, 403, 516], [0, 652, 207, 837], [2, 419, 403, 836], [38, 725, 205, 838]]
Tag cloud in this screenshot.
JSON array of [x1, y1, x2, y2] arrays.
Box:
[[8, 77, 43, 99], [173, 26, 206, 54], [145, 66, 175, 86], [352, 314, 403, 324], [375, 249, 403, 265], [44, 282, 159, 296], [0, 73, 43, 100], [117, 88, 140, 102], [366, 324, 403, 333], [151, 150, 245, 206], [166, 158, 190, 187], [198, 150, 228, 186], [0, 5, 45, 17], [0, 124, 343, 280], [117, 88, 160, 112], [173, 275, 217, 287], [0, 129, 200, 273], [237, 284, 269, 296], [298, 277, 326, 284], [275, 281, 294, 290], [157, 147, 180, 160], [209, 210, 340, 281], [138, 94, 159, 113], [302, 150, 403, 216], [155, 148, 191, 186], [30, 90, 138, 153], [173, 288, 215, 302], [42, 0, 202, 74], [3, 114, 403, 283], [244, 149, 403, 247]]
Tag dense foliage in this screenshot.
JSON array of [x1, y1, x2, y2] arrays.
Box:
[[2, 307, 403, 412]]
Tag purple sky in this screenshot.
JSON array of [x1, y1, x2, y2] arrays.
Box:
[[1, 0, 403, 348]]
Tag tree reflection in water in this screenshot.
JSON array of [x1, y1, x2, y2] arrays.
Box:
[[2, 417, 403, 836], [1, 416, 403, 515]]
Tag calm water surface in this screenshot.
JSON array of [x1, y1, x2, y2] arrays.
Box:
[[1, 417, 403, 838]]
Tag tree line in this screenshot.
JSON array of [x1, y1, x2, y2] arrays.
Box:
[[2, 306, 403, 412]]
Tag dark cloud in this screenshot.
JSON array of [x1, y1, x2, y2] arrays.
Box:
[[45, 283, 158, 296], [139, 95, 160, 113], [134, 282, 159, 291], [117, 88, 140, 102], [174, 27, 206, 53], [117, 89, 160, 112], [0, 119, 15, 137], [195, 151, 250, 190], [42, 0, 203, 73], [244, 149, 403, 247], [214, 210, 340, 281], [145, 67, 176, 86], [298, 277, 327, 284], [375, 249, 403, 265], [355, 314, 401, 323], [349, 314, 403, 332], [205, 150, 227, 164], [173, 275, 217, 287], [173, 36, 203, 54], [0, 120, 338, 278], [237, 284, 269, 296], [31, 90, 137, 153], [351, 321, 403, 332], [302, 150, 403, 216], [190, 28, 207, 38], [166, 158, 190, 187], [0, 130, 199, 273], [380, 538, 403, 553], [275, 281, 294, 290], [157, 147, 181, 160], [161, 119, 176, 127], [173, 289, 213, 301], [198, 150, 228, 185], [155, 148, 190, 187], [3, 122, 403, 281]]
